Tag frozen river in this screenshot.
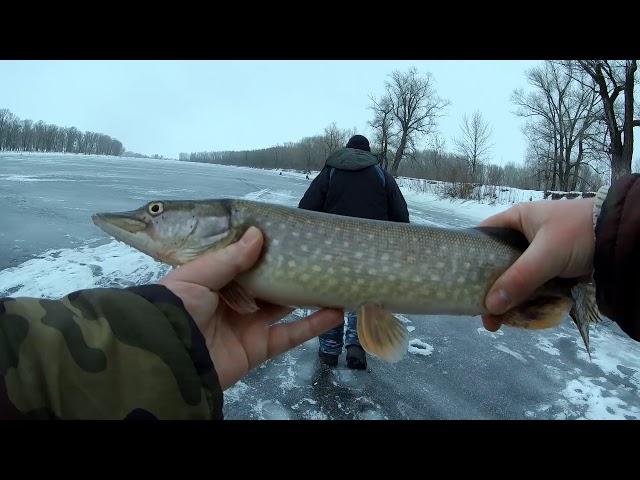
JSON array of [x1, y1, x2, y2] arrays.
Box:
[[1, 152, 639, 420]]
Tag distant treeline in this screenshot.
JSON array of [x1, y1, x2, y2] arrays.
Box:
[[179, 123, 604, 193], [179, 61, 627, 195], [0, 108, 125, 156], [180, 131, 352, 173], [123, 151, 168, 160], [395, 148, 604, 192]]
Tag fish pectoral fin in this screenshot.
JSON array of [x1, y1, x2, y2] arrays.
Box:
[[498, 295, 573, 330], [357, 303, 408, 363], [219, 281, 259, 314]]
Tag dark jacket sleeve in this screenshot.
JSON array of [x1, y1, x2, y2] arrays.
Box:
[[298, 167, 330, 212], [0, 285, 223, 420], [593, 173, 640, 341], [385, 173, 410, 223]]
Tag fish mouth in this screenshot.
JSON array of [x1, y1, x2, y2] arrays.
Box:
[[92, 212, 148, 234]]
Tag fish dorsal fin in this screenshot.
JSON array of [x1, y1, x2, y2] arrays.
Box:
[[219, 280, 259, 314], [357, 303, 409, 363]]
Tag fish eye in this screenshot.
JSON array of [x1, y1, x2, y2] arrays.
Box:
[[148, 202, 164, 216]]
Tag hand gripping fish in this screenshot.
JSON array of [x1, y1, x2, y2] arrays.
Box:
[[92, 199, 601, 362]]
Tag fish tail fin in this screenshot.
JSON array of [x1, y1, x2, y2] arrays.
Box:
[[569, 282, 601, 359]]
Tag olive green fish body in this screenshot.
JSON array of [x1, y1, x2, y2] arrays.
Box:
[[92, 198, 600, 360], [228, 200, 520, 315]]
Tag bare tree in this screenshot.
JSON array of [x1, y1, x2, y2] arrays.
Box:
[[485, 163, 504, 186], [524, 130, 557, 190], [322, 122, 346, 157], [6, 117, 21, 151], [574, 60, 638, 181], [453, 110, 493, 181], [65, 127, 79, 153], [427, 134, 447, 180], [0, 109, 16, 150], [512, 61, 604, 191], [368, 94, 396, 169], [33, 120, 45, 151], [343, 126, 358, 141], [21, 119, 33, 151], [299, 135, 325, 173], [384, 67, 449, 175]]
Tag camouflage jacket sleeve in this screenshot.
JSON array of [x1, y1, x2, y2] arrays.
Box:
[[0, 285, 223, 419]]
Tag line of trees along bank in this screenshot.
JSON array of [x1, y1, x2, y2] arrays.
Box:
[[183, 61, 637, 194], [0, 108, 125, 156]]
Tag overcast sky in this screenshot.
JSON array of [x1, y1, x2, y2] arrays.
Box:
[[0, 60, 550, 163]]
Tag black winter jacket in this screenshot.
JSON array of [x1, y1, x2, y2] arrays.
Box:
[[298, 148, 409, 223]]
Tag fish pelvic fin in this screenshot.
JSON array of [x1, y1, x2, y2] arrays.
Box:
[[357, 303, 409, 363], [219, 280, 259, 314]]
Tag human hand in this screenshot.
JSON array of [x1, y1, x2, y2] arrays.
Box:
[[159, 226, 344, 389], [479, 198, 595, 332]]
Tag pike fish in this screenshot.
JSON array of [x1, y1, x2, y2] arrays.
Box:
[[92, 199, 601, 362]]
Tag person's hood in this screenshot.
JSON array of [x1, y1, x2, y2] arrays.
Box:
[[325, 148, 379, 171]]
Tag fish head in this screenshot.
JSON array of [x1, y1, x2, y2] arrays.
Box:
[[92, 200, 236, 265]]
